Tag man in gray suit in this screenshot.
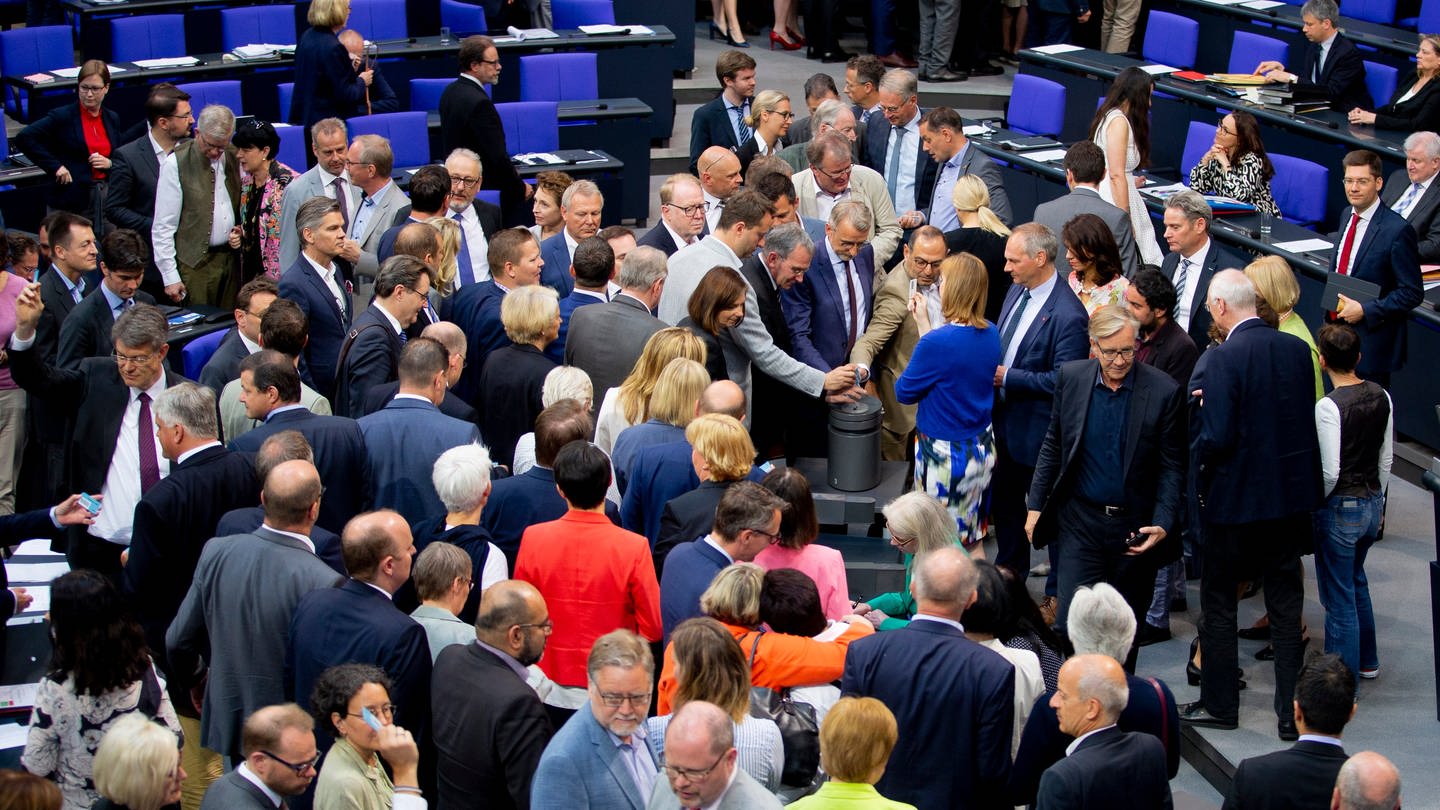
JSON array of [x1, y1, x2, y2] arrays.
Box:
[[277, 118, 360, 271], [566, 245, 668, 417], [199, 703, 321, 809], [167, 459, 343, 761], [646, 701, 782, 809], [1033, 142, 1141, 279], [657, 189, 773, 325], [909, 106, 1013, 230], [344, 134, 410, 284]]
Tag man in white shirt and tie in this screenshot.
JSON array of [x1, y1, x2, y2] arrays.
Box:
[[1158, 191, 1245, 349], [278, 118, 358, 271], [1380, 131, 1440, 262], [866, 71, 930, 227], [278, 197, 354, 400], [445, 148, 498, 287], [698, 147, 743, 233], [637, 174, 707, 257], [152, 104, 242, 308]]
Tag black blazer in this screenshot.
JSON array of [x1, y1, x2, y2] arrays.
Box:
[[1028, 359, 1185, 559], [655, 480, 739, 575], [431, 641, 554, 810], [290, 27, 369, 127], [439, 76, 527, 222], [677, 317, 729, 382], [943, 227, 1010, 322], [399, 517, 493, 623], [123, 444, 260, 700], [1329, 202, 1424, 377], [229, 408, 369, 535], [56, 288, 157, 369], [1372, 72, 1440, 132], [739, 255, 790, 350], [1036, 726, 1172, 809], [15, 102, 124, 213], [334, 305, 404, 419], [362, 380, 477, 422], [478, 343, 556, 469], [636, 222, 684, 257], [1295, 34, 1372, 113], [441, 279, 509, 406], [1159, 241, 1248, 350], [687, 96, 742, 176], [35, 266, 89, 364], [735, 135, 785, 176], [1140, 318, 1199, 388], [278, 253, 354, 400], [1382, 167, 1440, 262], [863, 113, 938, 214], [197, 327, 250, 393], [107, 135, 167, 292], [1224, 740, 1348, 810], [214, 505, 347, 576]]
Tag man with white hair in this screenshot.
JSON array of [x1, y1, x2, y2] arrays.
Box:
[[152, 104, 241, 306], [647, 700, 782, 809], [539, 180, 604, 296], [636, 174, 707, 257], [1039, 654, 1171, 808], [445, 148, 499, 285], [1380, 131, 1440, 262], [1332, 752, 1402, 810], [776, 98, 863, 171]]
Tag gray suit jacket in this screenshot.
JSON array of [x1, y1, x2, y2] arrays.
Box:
[[277, 167, 362, 270], [721, 262, 826, 405], [1032, 185, 1141, 278], [564, 293, 665, 418], [198, 769, 277, 810], [793, 164, 902, 266], [657, 235, 744, 325], [1382, 168, 1440, 262], [351, 183, 411, 279], [166, 526, 344, 757], [646, 765, 782, 809]]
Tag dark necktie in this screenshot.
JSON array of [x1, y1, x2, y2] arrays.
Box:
[[332, 177, 350, 233], [732, 104, 752, 146], [137, 392, 160, 494], [845, 260, 860, 349], [453, 212, 476, 286], [999, 288, 1032, 357], [887, 126, 905, 202]]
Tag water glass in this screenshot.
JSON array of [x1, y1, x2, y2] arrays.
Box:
[[440, 26, 452, 44]]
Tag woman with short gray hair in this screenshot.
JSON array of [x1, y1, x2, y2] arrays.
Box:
[[405, 443, 507, 625]]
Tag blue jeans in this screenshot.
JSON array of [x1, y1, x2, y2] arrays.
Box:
[[1314, 493, 1383, 675]]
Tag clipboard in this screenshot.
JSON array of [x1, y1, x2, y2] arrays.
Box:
[[1321, 273, 1381, 312]]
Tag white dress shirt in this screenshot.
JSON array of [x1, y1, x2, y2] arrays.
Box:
[[92, 375, 171, 544], [1172, 238, 1212, 332], [827, 239, 868, 337], [1001, 271, 1058, 372], [153, 152, 236, 286], [148, 132, 173, 164], [304, 252, 349, 315], [662, 219, 694, 252], [704, 189, 727, 233], [261, 522, 317, 554], [1065, 723, 1118, 756], [1392, 175, 1432, 219], [813, 186, 851, 225], [1337, 197, 1382, 275], [910, 613, 966, 632], [453, 203, 492, 284], [884, 111, 922, 214]]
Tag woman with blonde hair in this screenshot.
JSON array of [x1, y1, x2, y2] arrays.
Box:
[[1245, 256, 1322, 400], [90, 714, 184, 810], [512, 366, 593, 474], [853, 491, 966, 630], [788, 697, 916, 809], [594, 327, 707, 452], [654, 413, 756, 567], [612, 357, 711, 495], [738, 90, 793, 173], [896, 252, 999, 551], [478, 285, 560, 469], [944, 175, 1012, 320], [425, 216, 462, 297]]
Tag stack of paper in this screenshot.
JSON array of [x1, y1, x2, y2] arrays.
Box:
[[504, 26, 559, 41], [133, 57, 201, 69], [233, 44, 296, 59]]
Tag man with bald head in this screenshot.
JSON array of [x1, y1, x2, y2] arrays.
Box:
[[841, 546, 1016, 809], [1332, 752, 1401, 810], [200, 703, 322, 809], [432, 579, 555, 808], [168, 459, 343, 761], [1039, 655, 1171, 808], [287, 510, 432, 750], [648, 700, 783, 809], [698, 146, 744, 233], [362, 320, 477, 422]]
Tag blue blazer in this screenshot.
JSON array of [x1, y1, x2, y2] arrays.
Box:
[[440, 279, 509, 406], [658, 538, 730, 641], [357, 397, 480, 525], [1189, 318, 1322, 525], [620, 440, 700, 546], [782, 242, 876, 371], [545, 289, 605, 364], [992, 277, 1090, 466], [863, 112, 938, 213], [1331, 204, 1423, 376], [214, 505, 347, 577], [841, 620, 1016, 810], [538, 232, 577, 297], [230, 407, 369, 535], [531, 702, 656, 810], [687, 96, 741, 176], [286, 578, 432, 742], [278, 254, 353, 400], [611, 420, 686, 496], [290, 27, 369, 126]]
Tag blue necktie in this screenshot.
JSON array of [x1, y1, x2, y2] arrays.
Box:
[[453, 212, 476, 286], [999, 288, 1031, 357], [887, 126, 905, 204], [732, 104, 752, 146]]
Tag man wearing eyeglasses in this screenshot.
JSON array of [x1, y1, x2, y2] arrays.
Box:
[[343, 134, 410, 288], [863, 71, 936, 230], [444, 149, 502, 287], [649, 700, 784, 809], [199, 703, 327, 809], [637, 174, 708, 257], [793, 133, 902, 267], [333, 255, 433, 419], [107, 83, 192, 298], [152, 103, 243, 308], [440, 36, 532, 226], [1024, 304, 1184, 661]]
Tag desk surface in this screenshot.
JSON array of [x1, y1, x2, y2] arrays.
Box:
[[1167, 0, 1420, 58]]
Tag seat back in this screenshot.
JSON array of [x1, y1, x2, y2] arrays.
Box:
[[0, 25, 73, 117], [1269, 153, 1327, 226], [1364, 61, 1398, 111], [1346, 0, 1396, 23], [1227, 31, 1288, 75], [181, 329, 228, 379], [495, 101, 559, 153], [219, 5, 298, 51], [409, 78, 450, 112], [1142, 10, 1199, 69], [518, 53, 598, 102], [1006, 74, 1066, 137], [439, 0, 488, 35], [347, 0, 408, 40], [109, 14, 187, 62], [551, 0, 615, 28], [346, 111, 430, 167], [278, 82, 295, 120], [176, 81, 244, 116], [276, 123, 307, 169], [1181, 120, 1216, 178], [1418, 0, 1440, 30]]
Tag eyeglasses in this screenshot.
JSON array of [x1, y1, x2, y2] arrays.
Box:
[[346, 703, 397, 720], [77, 84, 107, 95], [663, 751, 727, 781], [1097, 347, 1136, 363], [595, 690, 652, 708], [1342, 177, 1377, 186], [517, 619, 554, 632], [344, 159, 373, 170], [879, 103, 907, 114], [113, 352, 155, 367], [767, 110, 796, 120], [196, 132, 228, 152], [665, 202, 706, 217], [260, 749, 323, 775], [909, 256, 943, 271], [478, 57, 501, 66], [451, 176, 480, 188], [748, 528, 783, 545], [815, 163, 853, 181]]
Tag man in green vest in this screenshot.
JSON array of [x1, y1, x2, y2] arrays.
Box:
[[152, 104, 242, 308]]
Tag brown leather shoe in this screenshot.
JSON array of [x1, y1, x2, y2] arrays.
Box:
[[1039, 595, 1058, 626], [878, 52, 919, 68]]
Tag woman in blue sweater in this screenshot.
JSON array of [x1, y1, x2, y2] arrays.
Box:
[[894, 252, 1001, 551]]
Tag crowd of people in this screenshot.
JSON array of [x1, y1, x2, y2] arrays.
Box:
[[0, 3, 1426, 805]]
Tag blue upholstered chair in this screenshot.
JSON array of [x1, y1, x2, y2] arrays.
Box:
[[1227, 31, 1288, 75], [1269, 153, 1327, 227], [1142, 11, 1199, 69], [219, 5, 298, 51], [177, 81, 244, 116], [1006, 74, 1066, 137], [109, 14, 186, 62]]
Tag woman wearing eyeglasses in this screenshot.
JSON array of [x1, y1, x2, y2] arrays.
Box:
[[230, 119, 296, 282], [1187, 111, 1280, 218], [311, 664, 418, 810], [852, 492, 966, 631], [737, 90, 794, 175], [15, 60, 122, 222]]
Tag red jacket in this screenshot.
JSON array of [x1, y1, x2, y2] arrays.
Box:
[[514, 510, 662, 686]]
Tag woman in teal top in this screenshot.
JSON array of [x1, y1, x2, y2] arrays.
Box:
[[853, 492, 966, 631], [1245, 256, 1324, 401], [789, 696, 916, 810]]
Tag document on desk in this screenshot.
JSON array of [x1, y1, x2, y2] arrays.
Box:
[[0, 721, 30, 749], [1142, 64, 1180, 75], [1029, 44, 1084, 54], [133, 57, 201, 69], [962, 124, 994, 137], [1024, 149, 1070, 163], [49, 66, 126, 78], [5, 561, 68, 583], [1274, 238, 1335, 253], [1199, 0, 1252, 6], [578, 24, 654, 35], [1241, 0, 1285, 8]]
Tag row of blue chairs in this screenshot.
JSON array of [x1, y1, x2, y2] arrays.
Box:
[[1215, 0, 1440, 29]]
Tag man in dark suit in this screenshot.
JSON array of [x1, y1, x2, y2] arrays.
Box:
[[432, 579, 554, 809], [545, 237, 612, 364], [782, 201, 876, 373], [482, 400, 593, 563], [1330, 150, 1424, 385], [197, 277, 277, 393], [231, 351, 369, 535], [687, 50, 757, 176], [842, 547, 1015, 809], [198, 703, 324, 810], [439, 36, 531, 224], [564, 245, 667, 419], [863, 71, 937, 228], [338, 29, 398, 115], [1025, 305, 1184, 661], [659, 481, 784, 640], [357, 338, 480, 525], [31, 212, 96, 364], [168, 460, 342, 761], [57, 229, 157, 369], [279, 197, 354, 400], [1038, 655, 1172, 808], [442, 228, 543, 406], [1255, 0, 1371, 113], [538, 181, 604, 298], [1033, 142, 1138, 278], [739, 223, 813, 459], [334, 255, 432, 418], [9, 300, 187, 579], [990, 224, 1090, 591], [1159, 190, 1248, 350], [1382, 131, 1440, 263], [287, 509, 432, 747], [443, 150, 505, 291], [910, 107, 1013, 234], [362, 320, 477, 422], [106, 83, 193, 298], [1224, 653, 1356, 810], [377, 164, 451, 265], [1181, 270, 1322, 739], [636, 174, 706, 257], [1127, 269, 1199, 388]]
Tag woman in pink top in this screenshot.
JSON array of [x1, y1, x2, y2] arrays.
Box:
[[0, 265, 29, 514], [754, 468, 851, 621]]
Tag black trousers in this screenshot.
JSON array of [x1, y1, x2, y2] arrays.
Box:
[[1199, 514, 1308, 721], [992, 440, 1034, 576], [67, 531, 125, 586], [1054, 498, 1160, 671]]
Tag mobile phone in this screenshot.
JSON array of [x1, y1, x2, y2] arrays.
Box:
[[1125, 531, 1145, 548], [909, 279, 918, 298], [361, 706, 382, 731], [78, 493, 101, 513]]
